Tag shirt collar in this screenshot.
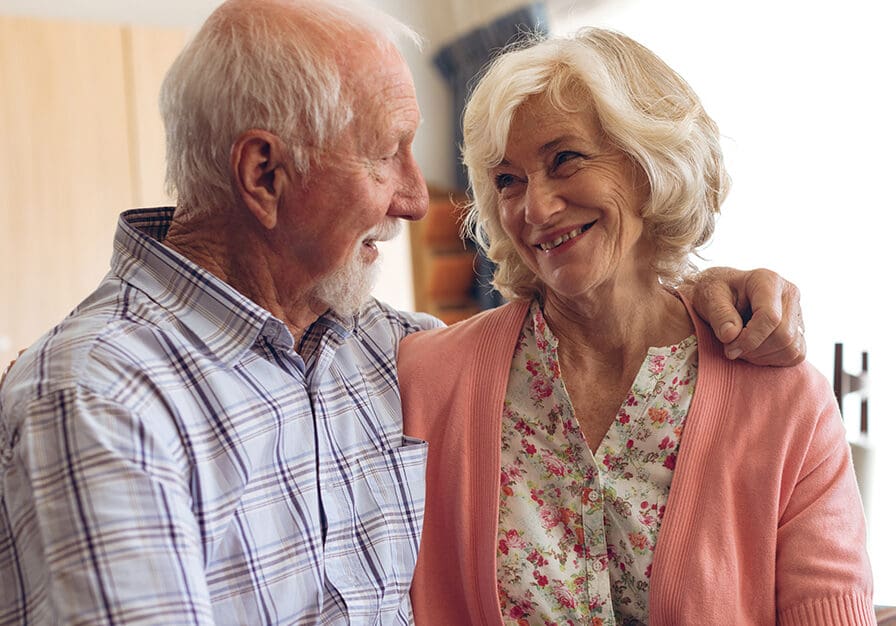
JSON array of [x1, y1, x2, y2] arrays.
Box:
[[111, 207, 296, 364], [528, 299, 562, 377]]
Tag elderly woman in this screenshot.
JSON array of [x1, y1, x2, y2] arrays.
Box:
[[399, 29, 873, 625]]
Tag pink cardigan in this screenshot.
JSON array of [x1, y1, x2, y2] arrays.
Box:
[[398, 298, 874, 625]]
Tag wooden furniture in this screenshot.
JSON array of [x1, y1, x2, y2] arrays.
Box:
[[834, 342, 869, 434], [833, 343, 874, 530], [408, 187, 481, 324]]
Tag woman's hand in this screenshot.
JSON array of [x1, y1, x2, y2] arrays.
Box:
[[690, 267, 805, 366]]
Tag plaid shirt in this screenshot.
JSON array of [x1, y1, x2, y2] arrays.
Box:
[[0, 208, 440, 625]]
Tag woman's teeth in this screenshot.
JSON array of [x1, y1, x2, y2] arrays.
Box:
[[537, 222, 594, 251]]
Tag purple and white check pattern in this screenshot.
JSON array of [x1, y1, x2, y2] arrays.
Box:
[[0, 208, 440, 625]]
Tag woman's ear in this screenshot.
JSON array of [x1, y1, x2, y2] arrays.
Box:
[[231, 130, 290, 230]]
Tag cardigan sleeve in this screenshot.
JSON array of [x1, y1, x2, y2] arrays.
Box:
[[775, 379, 874, 625]]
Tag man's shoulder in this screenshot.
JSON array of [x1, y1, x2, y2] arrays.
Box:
[[356, 298, 444, 339], [0, 279, 187, 413]]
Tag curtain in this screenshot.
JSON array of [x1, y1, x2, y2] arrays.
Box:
[[433, 2, 549, 309]]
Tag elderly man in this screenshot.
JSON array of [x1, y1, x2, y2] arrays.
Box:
[[0, 0, 804, 624]]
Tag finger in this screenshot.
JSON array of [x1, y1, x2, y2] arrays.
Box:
[[723, 269, 785, 359], [690, 270, 745, 345], [738, 330, 806, 367], [726, 301, 785, 358], [728, 275, 805, 364]]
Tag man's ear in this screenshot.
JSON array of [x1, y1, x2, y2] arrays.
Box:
[[231, 130, 291, 230]]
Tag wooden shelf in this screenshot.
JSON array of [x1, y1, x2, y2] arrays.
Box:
[[409, 186, 482, 324]]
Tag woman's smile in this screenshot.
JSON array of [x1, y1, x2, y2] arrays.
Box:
[[535, 220, 597, 253]]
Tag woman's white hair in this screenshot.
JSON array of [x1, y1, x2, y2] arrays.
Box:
[[462, 28, 729, 300], [159, 0, 420, 216]]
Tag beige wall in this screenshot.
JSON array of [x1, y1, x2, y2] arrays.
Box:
[[0, 15, 186, 366]]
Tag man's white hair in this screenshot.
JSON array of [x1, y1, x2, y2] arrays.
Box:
[[159, 0, 421, 217]]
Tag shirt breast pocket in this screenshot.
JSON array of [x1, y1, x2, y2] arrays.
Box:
[[326, 436, 428, 623]]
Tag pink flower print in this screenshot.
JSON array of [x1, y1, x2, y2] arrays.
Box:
[[521, 439, 537, 455], [618, 411, 630, 424], [530, 377, 553, 401], [500, 470, 514, 496], [602, 453, 621, 471], [542, 451, 567, 477], [514, 418, 534, 436], [645, 563, 653, 579], [663, 387, 680, 403], [648, 354, 666, 374], [530, 488, 545, 506], [526, 550, 548, 567], [648, 407, 668, 425], [508, 604, 526, 619], [663, 452, 677, 470], [540, 505, 562, 529], [533, 570, 549, 587], [551, 581, 576, 609], [658, 435, 673, 450], [626, 439, 634, 449], [625, 394, 638, 407], [628, 531, 649, 552], [547, 358, 560, 378], [503, 529, 525, 549], [525, 360, 540, 377]]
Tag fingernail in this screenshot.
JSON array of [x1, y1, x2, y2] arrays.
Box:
[[721, 321, 736, 337], [726, 348, 742, 360]]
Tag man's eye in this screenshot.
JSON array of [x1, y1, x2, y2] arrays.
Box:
[[494, 173, 517, 190]]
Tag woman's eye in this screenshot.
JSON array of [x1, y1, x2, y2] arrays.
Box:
[[555, 151, 581, 168], [494, 173, 517, 190]]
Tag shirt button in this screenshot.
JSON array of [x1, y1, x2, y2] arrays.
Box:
[[588, 490, 600, 502]]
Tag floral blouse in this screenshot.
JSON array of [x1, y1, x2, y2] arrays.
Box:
[[497, 301, 698, 626]]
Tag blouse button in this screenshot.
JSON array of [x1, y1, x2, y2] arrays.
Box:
[[588, 490, 600, 503]]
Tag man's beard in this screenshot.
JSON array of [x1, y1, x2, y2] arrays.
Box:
[[310, 220, 400, 318]]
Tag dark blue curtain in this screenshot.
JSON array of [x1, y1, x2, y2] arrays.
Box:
[[433, 3, 549, 309]]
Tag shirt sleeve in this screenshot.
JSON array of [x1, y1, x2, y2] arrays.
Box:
[[775, 391, 875, 624], [4, 385, 215, 625]]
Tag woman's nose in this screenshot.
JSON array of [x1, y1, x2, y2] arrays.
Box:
[[524, 177, 563, 225]]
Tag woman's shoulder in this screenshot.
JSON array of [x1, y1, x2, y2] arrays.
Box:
[[400, 299, 529, 353]]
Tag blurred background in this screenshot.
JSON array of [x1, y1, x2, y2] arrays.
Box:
[[1, 0, 892, 606]]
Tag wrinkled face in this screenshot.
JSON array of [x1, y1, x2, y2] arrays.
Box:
[[490, 93, 652, 301], [282, 42, 427, 313]]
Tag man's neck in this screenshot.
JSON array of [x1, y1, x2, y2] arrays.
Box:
[[163, 207, 323, 340]]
